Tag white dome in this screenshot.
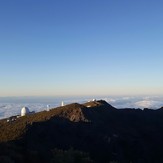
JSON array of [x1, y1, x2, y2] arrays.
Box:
[[21, 107, 30, 116]]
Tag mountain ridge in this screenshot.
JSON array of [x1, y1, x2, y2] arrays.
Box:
[[1, 100, 163, 163]]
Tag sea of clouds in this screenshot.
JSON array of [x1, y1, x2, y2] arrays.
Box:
[[105, 96, 163, 109], [0, 96, 163, 120]]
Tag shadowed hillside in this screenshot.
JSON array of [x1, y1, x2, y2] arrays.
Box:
[[1, 100, 163, 163]]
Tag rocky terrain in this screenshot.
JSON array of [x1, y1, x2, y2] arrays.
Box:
[[0, 100, 163, 163]]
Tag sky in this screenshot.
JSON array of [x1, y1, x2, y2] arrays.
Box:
[[0, 0, 163, 97]]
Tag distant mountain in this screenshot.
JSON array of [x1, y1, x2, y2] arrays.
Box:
[[0, 100, 163, 163]]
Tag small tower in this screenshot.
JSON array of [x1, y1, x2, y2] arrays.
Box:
[[61, 101, 64, 107], [47, 105, 50, 111]]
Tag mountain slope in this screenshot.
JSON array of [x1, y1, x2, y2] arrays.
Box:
[[1, 100, 163, 163]]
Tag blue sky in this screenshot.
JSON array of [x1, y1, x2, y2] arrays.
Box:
[[0, 0, 163, 97]]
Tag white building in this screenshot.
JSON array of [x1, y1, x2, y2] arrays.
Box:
[[21, 107, 30, 116], [61, 101, 64, 107], [47, 105, 50, 111]]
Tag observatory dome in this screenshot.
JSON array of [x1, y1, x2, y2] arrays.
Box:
[[21, 107, 30, 116]]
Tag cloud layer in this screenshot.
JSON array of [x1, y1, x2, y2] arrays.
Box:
[[0, 96, 163, 119], [106, 96, 163, 109]]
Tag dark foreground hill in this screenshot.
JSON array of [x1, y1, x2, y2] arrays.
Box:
[[0, 100, 163, 163]]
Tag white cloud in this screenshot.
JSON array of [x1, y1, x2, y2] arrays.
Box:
[[105, 96, 163, 109], [134, 100, 163, 109]]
